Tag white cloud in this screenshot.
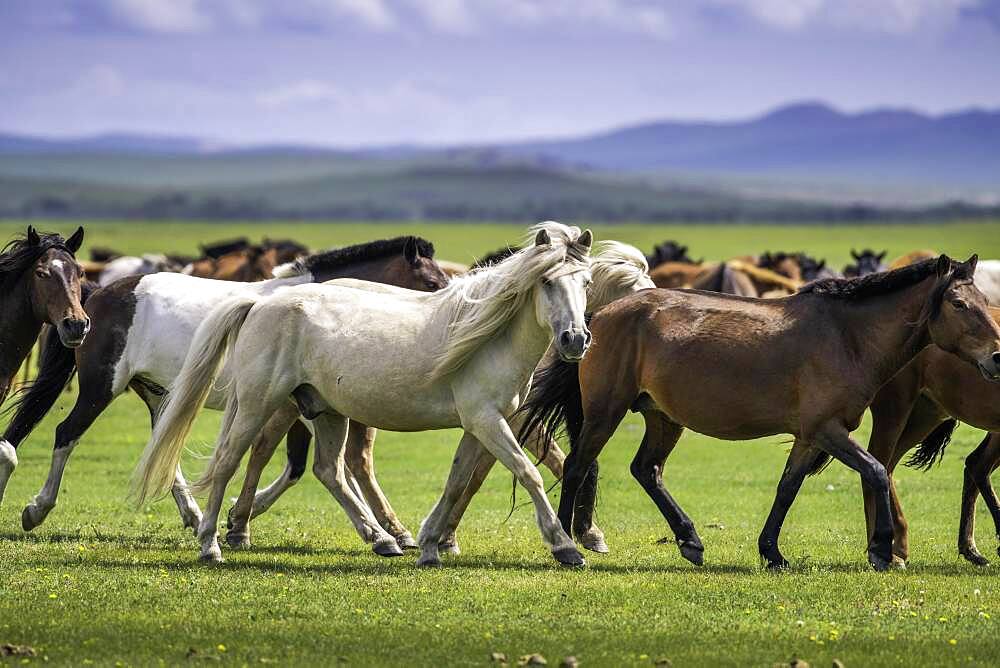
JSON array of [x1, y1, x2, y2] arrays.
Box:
[[496, 0, 674, 39], [710, 0, 983, 33], [303, 0, 397, 31], [103, 0, 211, 34], [256, 79, 343, 108], [73, 64, 126, 97], [407, 0, 477, 34]]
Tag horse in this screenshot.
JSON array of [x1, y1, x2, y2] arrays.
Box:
[[517, 256, 1000, 571], [646, 241, 697, 269], [0, 236, 449, 531], [0, 226, 89, 506], [890, 249, 938, 270], [757, 252, 804, 284], [794, 253, 839, 281], [132, 222, 594, 567], [221, 241, 654, 555], [843, 249, 888, 278], [852, 306, 1000, 566], [974, 260, 1000, 305], [98, 254, 184, 286]]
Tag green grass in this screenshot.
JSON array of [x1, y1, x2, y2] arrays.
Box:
[[2, 220, 1000, 666]]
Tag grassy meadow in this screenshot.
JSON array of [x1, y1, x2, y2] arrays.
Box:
[[1, 219, 1000, 666]]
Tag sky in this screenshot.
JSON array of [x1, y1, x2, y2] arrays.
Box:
[[1, 0, 999, 147]]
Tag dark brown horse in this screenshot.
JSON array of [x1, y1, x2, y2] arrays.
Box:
[[856, 306, 1000, 566], [0, 226, 88, 505], [0, 236, 448, 529], [519, 256, 1000, 571]]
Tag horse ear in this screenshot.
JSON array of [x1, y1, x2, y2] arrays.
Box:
[[534, 229, 551, 246], [818, 259, 826, 269], [877, 251, 887, 261], [850, 249, 860, 261], [680, 245, 688, 255], [965, 254, 979, 273], [936, 254, 952, 277], [403, 237, 418, 264], [65, 226, 85, 253], [578, 229, 593, 249], [26, 226, 40, 246]]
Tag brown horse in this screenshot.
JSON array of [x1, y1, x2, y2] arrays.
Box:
[[518, 256, 1000, 571], [856, 306, 1000, 566], [0, 226, 89, 504]]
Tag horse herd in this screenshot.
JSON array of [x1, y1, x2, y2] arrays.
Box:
[[2, 223, 1000, 572]]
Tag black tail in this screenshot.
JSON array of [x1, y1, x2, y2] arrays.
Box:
[[806, 452, 833, 476], [516, 355, 584, 453], [905, 419, 958, 471], [2, 281, 97, 446]]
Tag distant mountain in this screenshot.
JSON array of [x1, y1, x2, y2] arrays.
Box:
[[0, 132, 221, 155], [498, 102, 1000, 186]]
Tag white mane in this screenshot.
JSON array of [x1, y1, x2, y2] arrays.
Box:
[[588, 241, 653, 311], [431, 221, 591, 379]]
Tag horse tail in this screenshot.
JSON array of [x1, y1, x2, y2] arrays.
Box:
[[806, 452, 832, 476], [190, 390, 240, 496], [131, 295, 257, 504], [905, 419, 958, 471], [2, 280, 99, 448], [517, 355, 584, 453]]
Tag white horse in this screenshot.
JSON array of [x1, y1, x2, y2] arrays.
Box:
[[133, 222, 595, 566], [975, 260, 1000, 305], [223, 241, 655, 554]]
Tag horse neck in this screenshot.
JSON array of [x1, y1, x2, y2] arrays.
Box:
[[499, 295, 554, 384], [831, 275, 937, 394], [0, 275, 44, 389], [310, 256, 401, 284]]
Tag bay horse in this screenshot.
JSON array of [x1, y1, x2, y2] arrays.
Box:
[[222, 241, 653, 555], [0, 236, 448, 531], [854, 306, 1000, 566], [0, 226, 88, 506], [132, 223, 594, 566], [518, 256, 1000, 571]]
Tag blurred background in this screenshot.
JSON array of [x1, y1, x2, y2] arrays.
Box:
[[1, 0, 998, 224]]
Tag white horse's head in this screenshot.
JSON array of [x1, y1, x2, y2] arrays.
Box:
[[588, 240, 655, 312], [530, 223, 593, 361]]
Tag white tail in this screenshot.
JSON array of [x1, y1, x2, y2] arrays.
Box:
[[131, 295, 258, 504]]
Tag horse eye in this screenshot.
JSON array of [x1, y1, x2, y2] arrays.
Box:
[[951, 299, 968, 310]]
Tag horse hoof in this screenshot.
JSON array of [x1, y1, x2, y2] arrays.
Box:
[[199, 549, 224, 564], [21, 505, 41, 532], [373, 537, 405, 557], [395, 532, 420, 551], [766, 558, 790, 571], [678, 541, 704, 566], [438, 540, 461, 556], [868, 551, 892, 572], [553, 546, 586, 567], [416, 554, 442, 568], [891, 556, 908, 570], [225, 532, 251, 550], [578, 533, 609, 554], [961, 548, 990, 567]]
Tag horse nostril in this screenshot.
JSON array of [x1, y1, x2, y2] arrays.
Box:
[[560, 331, 572, 347], [993, 351, 1000, 365]]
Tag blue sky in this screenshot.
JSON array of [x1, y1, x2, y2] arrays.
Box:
[[1, 0, 998, 146]]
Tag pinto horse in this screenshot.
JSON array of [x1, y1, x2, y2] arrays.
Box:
[[0, 236, 448, 531], [519, 256, 1000, 571], [853, 306, 1000, 566], [0, 226, 89, 505], [221, 240, 654, 555], [133, 222, 594, 567]]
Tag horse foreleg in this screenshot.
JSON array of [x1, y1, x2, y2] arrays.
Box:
[[343, 423, 417, 549], [815, 422, 894, 571], [963, 432, 1000, 564], [438, 442, 496, 556], [225, 404, 302, 548]]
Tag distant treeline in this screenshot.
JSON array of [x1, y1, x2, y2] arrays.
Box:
[[6, 190, 1000, 224]]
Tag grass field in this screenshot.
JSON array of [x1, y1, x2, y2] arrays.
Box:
[[2, 220, 1000, 666]]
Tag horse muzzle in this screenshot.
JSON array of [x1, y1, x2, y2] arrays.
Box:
[[978, 351, 1000, 382], [57, 317, 91, 348], [557, 328, 592, 362]]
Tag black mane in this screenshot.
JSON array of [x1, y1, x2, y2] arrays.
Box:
[[0, 230, 74, 292], [800, 257, 965, 300], [201, 237, 250, 259], [301, 236, 435, 275], [472, 245, 520, 269]]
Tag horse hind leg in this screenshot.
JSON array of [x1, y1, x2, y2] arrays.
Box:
[[247, 417, 311, 520], [962, 432, 1000, 564], [344, 423, 418, 550], [628, 411, 702, 565], [224, 402, 301, 549]]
